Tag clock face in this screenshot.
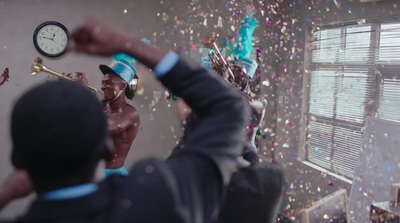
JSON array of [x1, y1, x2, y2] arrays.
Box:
[[33, 21, 69, 57]]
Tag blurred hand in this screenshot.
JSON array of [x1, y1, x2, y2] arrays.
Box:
[[75, 72, 89, 87], [71, 16, 129, 56], [3, 68, 9, 80], [0, 68, 9, 86], [1, 170, 33, 199], [62, 72, 72, 78], [62, 72, 88, 87]]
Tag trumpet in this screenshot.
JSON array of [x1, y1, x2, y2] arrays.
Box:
[[204, 34, 235, 83], [31, 57, 103, 97]]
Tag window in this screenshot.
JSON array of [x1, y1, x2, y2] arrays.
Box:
[[377, 23, 400, 122], [303, 20, 400, 179]]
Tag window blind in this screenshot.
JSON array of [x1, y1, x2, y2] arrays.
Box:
[[377, 23, 400, 122], [379, 78, 400, 122], [378, 23, 400, 62], [305, 25, 375, 179]]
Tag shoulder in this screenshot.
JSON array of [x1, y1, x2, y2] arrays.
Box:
[[107, 158, 178, 197], [107, 158, 188, 222], [128, 158, 176, 188], [124, 103, 138, 112], [106, 158, 179, 199], [231, 162, 285, 194], [123, 104, 140, 121]]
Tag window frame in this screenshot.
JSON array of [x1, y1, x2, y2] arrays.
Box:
[[299, 15, 400, 180]]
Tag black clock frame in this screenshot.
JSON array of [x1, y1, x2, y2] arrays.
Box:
[[33, 21, 69, 58]]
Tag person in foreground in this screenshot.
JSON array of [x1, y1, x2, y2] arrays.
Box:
[[0, 16, 248, 223], [177, 95, 284, 223], [175, 39, 284, 223]]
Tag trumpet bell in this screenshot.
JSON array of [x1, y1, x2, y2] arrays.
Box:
[[30, 57, 104, 97]]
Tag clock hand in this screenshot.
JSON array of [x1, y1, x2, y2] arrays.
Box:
[[52, 39, 60, 46], [51, 33, 56, 40]]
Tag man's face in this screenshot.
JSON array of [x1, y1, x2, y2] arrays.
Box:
[[101, 73, 124, 101]]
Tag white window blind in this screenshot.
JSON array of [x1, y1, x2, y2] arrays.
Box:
[[341, 26, 371, 62], [306, 25, 374, 179], [379, 76, 400, 122], [378, 23, 400, 62], [377, 23, 400, 122], [312, 29, 341, 63], [332, 126, 363, 178]]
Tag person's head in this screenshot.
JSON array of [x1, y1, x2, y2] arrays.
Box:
[[101, 73, 128, 102], [235, 58, 258, 79], [11, 81, 108, 192], [231, 65, 250, 92], [230, 58, 258, 92], [99, 58, 138, 101]]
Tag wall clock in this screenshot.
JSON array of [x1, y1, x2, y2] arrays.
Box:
[[33, 21, 69, 58]]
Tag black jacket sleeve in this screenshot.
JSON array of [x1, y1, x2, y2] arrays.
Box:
[[160, 56, 249, 223]]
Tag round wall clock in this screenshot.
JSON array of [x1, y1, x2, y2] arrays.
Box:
[[33, 21, 69, 58]]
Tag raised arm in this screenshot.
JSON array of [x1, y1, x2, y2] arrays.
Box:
[[160, 56, 249, 222], [71, 17, 249, 223]]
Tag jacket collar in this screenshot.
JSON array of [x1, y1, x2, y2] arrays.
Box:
[[18, 182, 111, 221]]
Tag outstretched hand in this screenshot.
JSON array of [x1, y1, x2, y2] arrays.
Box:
[[70, 16, 130, 56]]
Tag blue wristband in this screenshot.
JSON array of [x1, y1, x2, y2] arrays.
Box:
[[154, 51, 179, 78]]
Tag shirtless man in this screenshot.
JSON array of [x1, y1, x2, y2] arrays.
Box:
[[75, 58, 140, 177], [178, 56, 267, 152]]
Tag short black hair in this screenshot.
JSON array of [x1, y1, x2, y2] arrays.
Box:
[[11, 80, 107, 180], [125, 86, 135, 100]]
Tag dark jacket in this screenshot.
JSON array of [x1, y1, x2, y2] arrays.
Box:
[[2, 56, 249, 223], [216, 157, 285, 223], [178, 94, 285, 223]]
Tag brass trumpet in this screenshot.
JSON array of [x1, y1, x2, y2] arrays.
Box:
[[204, 34, 235, 83], [31, 57, 103, 97]]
